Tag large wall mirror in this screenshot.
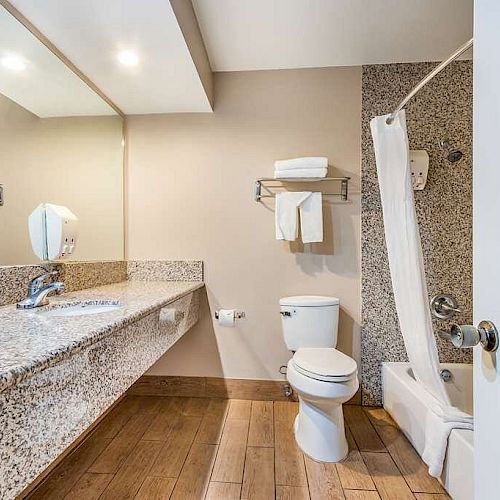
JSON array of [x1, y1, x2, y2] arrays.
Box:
[[0, 5, 124, 265]]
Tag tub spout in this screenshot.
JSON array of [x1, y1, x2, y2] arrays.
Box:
[[437, 330, 451, 341]]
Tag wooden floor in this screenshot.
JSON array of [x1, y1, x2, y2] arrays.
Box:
[[26, 396, 450, 500]]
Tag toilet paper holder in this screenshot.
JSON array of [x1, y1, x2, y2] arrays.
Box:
[[215, 310, 246, 320]]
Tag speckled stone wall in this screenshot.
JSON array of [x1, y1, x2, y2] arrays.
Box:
[[361, 61, 473, 405]]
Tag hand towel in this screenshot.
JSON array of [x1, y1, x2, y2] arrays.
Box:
[[276, 192, 311, 241], [274, 167, 327, 179], [275, 192, 323, 243], [275, 157, 328, 171], [422, 399, 473, 477], [300, 192, 323, 243]]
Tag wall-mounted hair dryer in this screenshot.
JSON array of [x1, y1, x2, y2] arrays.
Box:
[[410, 150, 429, 190]]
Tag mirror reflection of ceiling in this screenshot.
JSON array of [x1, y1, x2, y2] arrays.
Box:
[[7, 0, 213, 115], [0, 7, 116, 117]]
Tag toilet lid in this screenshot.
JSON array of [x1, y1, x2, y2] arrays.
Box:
[[279, 296, 339, 307], [292, 348, 357, 382]]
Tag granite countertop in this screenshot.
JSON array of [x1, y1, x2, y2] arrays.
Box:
[[0, 280, 204, 393]]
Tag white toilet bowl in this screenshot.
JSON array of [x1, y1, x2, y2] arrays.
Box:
[[286, 347, 359, 462]]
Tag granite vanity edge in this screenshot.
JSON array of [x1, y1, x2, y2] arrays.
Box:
[[0, 282, 204, 394]]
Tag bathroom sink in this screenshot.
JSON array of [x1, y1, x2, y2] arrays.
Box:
[[37, 300, 122, 318]]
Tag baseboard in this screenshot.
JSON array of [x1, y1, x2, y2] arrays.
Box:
[[127, 375, 362, 404], [127, 375, 296, 401]]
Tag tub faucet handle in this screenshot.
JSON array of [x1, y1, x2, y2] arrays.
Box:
[[430, 294, 461, 320]]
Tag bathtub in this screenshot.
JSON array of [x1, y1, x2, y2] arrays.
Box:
[[382, 362, 473, 500]]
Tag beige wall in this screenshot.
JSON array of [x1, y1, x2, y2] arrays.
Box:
[[126, 67, 361, 380], [0, 93, 124, 265]]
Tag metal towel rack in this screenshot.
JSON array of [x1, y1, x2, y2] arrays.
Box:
[[254, 177, 350, 202]]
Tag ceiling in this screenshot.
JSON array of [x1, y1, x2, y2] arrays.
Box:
[[2, 0, 473, 116], [192, 0, 473, 71], [0, 8, 115, 117], [8, 0, 212, 115]]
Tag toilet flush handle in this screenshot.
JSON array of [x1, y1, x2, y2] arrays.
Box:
[[280, 311, 292, 317]]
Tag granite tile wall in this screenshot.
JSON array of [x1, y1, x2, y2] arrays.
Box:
[[361, 61, 473, 405]]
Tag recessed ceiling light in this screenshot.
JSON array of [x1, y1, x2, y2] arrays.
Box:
[[117, 50, 139, 67], [1, 55, 26, 71]]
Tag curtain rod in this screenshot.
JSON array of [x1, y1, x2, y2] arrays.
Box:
[[386, 38, 473, 125]]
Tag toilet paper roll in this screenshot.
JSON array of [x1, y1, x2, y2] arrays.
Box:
[[218, 309, 235, 327]]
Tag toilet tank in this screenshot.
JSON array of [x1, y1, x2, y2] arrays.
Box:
[[280, 296, 340, 351]]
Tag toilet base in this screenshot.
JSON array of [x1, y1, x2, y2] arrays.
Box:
[[293, 397, 349, 463]]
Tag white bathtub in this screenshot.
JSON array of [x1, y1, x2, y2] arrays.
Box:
[[382, 362, 473, 500]]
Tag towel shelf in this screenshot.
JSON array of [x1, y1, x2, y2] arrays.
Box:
[[254, 177, 350, 202]]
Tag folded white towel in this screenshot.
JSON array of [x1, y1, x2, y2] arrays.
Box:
[[275, 192, 323, 243], [274, 168, 327, 179], [422, 399, 473, 477], [275, 157, 328, 171]]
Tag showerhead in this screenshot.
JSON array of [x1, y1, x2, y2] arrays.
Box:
[[439, 139, 463, 163]]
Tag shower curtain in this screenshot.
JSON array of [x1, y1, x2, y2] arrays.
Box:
[[370, 111, 450, 405]]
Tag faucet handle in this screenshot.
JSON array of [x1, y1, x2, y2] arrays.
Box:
[[29, 270, 58, 293], [430, 294, 461, 320]]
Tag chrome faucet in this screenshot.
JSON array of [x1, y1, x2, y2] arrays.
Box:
[[17, 271, 65, 309]]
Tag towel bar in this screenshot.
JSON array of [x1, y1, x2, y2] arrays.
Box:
[[254, 177, 350, 202]]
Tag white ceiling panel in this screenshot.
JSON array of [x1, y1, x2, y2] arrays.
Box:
[[193, 0, 473, 71], [0, 7, 115, 117], [9, 0, 213, 114]]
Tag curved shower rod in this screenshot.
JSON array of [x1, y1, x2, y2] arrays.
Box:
[[386, 38, 473, 125]]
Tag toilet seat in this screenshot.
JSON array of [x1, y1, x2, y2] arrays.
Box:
[[292, 348, 357, 382]]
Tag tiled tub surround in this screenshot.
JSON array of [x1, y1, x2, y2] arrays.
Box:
[[361, 61, 473, 405], [0, 280, 203, 498]]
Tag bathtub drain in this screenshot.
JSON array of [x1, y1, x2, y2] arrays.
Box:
[[440, 369, 453, 382]]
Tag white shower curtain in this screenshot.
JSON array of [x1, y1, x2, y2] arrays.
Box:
[[370, 111, 450, 405]]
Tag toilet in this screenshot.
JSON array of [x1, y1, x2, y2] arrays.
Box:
[[280, 295, 359, 462]]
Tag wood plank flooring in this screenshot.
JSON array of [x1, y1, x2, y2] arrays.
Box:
[[26, 396, 449, 500]]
